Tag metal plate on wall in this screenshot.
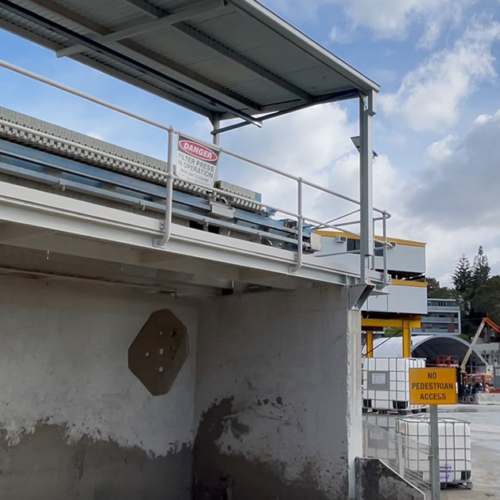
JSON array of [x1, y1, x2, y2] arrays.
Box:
[[128, 309, 189, 396]]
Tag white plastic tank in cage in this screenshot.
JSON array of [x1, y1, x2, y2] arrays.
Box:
[[362, 357, 426, 413], [396, 414, 472, 488]]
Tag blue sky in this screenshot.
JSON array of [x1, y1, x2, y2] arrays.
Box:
[[2, 0, 500, 284]]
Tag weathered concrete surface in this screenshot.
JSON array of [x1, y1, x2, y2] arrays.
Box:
[[355, 458, 425, 500], [195, 286, 361, 499], [0, 423, 191, 500], [0, 273, 362, 499], [0, 275, 197, 499]]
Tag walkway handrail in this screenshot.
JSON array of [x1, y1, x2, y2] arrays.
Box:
[[0, 58, 391, 283]]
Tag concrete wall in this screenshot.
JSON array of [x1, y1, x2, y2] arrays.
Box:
[[0, 275, 361, 499], [0, 275, 197, 500], [194, 286, 361, 500]]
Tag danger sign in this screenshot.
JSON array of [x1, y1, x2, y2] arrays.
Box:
[[176, 134, 219, 188], [409, 368, 457, 405]]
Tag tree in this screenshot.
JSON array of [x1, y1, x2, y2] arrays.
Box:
[[427, 277, 441, 297], [472, 276, 500, 325], [384, 327, 402, 337], [452, 255, 473, 294], [426, 277, 456, 298], [472, 246, 490, 291]]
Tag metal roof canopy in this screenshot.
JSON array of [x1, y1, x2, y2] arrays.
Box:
[[0, 0, 378, 133], [0, 0, 379, 285]]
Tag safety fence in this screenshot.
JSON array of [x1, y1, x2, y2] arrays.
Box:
[[363, 418, 431, 495], [0, 58, 391, 280]]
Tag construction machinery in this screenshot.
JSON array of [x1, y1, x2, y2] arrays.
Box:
[[460, 318, 500, 374], [458, 318, 500, 402]]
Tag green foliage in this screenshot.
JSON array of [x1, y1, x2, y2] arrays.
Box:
[[432, 247, 493, 333], [426, 277, 457, 299], [472, 276, 500, 325], [472, 245, 491, 292], [452, 255, 473, 294], [384, 327, 402, 337]]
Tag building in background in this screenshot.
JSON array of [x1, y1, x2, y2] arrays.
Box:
[[414, 298, 461, 335], [317, 231, 427, 358]]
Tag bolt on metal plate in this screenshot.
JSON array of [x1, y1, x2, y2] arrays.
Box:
[[128, 309, 189, 396]]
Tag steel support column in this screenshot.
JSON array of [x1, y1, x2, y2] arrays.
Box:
[[366, 330, 374, 358], [359, 91, 375, 283], [402, 320, 411, 358], [211, 114, 221, 146]]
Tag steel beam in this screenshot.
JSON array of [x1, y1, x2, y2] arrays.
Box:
[[361, 317, 421, 329], [123, 0, 164, 18], [174, 23, 312, 103], [366, 330, 374, 358], [28, 1, 258, 112], [120, 0, 313, 103], [0, 0, 262, 125], [57, 0, 223, 58], [0, 224, 52, 244], [402, 320, 411, 358], [359, 91, 375, 283], [211, 114, 221, 146], [212, 89, 359, 135]]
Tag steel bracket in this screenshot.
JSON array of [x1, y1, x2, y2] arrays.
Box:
[[348, 283, 374, 310]]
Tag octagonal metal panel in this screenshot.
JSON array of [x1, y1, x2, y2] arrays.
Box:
[[128, 309, 189, 396]]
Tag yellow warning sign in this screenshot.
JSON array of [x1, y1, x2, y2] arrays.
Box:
[[409, 367, 457, 405]]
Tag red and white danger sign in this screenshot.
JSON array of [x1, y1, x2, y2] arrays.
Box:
[[176, 134, 219, 188]]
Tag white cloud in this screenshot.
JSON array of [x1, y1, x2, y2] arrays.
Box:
[[221, 100, 500, 284], [328, 26, 354, 44], [218, 106, 414, 261], [221, 103, 359, 222], [264, 0, 472, 48], [391, 107, 500, 281], [425, 135, 456, 165], [407, 108, 500, 227], [342, 0, 468, 46], [380, 21, 500, 131]]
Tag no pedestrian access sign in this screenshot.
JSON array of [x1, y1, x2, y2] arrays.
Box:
[[409, 367, 458, 405]]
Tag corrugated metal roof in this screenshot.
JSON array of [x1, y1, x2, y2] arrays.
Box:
[[0, 0, 379, 122]]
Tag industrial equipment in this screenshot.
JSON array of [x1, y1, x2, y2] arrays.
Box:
[[362, 357, 426, 414], [396, 415, 472, 490], [460, 318, 500, 374], [436, 355, 459, 368], [0, 106, 319, 254]]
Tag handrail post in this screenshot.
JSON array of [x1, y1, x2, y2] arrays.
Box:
[[291, 177, 303, 272], [155, 129, 175, 247], [0, 58, 396, 285], [383, 211, 388, 286]]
